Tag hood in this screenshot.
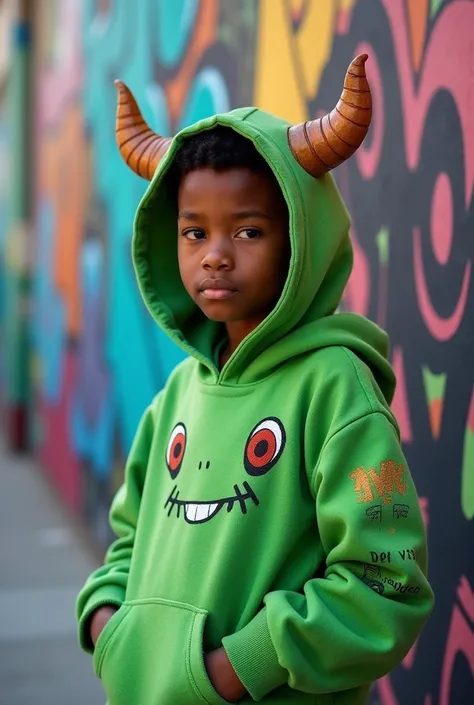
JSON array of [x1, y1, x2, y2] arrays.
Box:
[[132, 107, 395, 403]]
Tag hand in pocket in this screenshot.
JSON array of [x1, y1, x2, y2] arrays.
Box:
[[205, 647, 247, 702], [90, 605, 119, 646]]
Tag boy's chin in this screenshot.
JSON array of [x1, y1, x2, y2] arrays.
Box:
[[200, 311, 238, 323], [196, 301, 243, 324]]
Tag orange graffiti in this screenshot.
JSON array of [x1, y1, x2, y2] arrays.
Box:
[[165, 0, 219, 124], [40, 103, 88, 337], [406, 0, 429, 71]]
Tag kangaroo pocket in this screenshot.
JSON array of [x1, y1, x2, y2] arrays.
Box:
[[92, 598, 230, 705]]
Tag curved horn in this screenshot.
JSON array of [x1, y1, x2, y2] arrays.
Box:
[[288, 54, 372, 178], [114, 80, 172, 180]]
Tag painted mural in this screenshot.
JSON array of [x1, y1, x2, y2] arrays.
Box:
[[0, 112, 7, 397], [28, 0, 473, 701], [32, 0, 258, 538], [253, 1, 474, 703]]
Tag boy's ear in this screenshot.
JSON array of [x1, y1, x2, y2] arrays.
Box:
[[114, 80, 172, 181], [288, 54, 372, 178]]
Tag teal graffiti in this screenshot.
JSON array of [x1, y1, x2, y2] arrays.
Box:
[[157, 0, 199, 67], [77, 0, 232, 466], [0, 118, 8, 389], [31, 198, 66, 404]]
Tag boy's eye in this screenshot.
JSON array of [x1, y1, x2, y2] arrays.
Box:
[[236, 228, 260, 240], [183, 229, 205, 240]]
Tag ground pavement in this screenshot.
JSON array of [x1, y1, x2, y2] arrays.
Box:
[[0, 443, 105, 704]]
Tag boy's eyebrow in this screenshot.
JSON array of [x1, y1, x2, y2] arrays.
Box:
[[233, 210, 272, 221], [178, 211, 201, 220], [178, 210, 273, 221]]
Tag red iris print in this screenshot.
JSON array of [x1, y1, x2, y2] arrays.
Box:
[[166, 423, 187, 478], [244, 417, 286, 476]]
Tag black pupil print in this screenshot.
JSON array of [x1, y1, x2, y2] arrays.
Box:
[[167, 425, 186, 477], [243, 418, 286, 477]]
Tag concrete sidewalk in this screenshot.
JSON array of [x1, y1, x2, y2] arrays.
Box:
[[0, 445, 105, 704]]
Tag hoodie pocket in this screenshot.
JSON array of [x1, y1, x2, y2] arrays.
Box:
[[95, 598, 230, 705], [92, 604, 131, 678]]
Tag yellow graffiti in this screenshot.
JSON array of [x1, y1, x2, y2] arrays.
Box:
[[254, 0, 358, 123], [5, 223, 28, 274]]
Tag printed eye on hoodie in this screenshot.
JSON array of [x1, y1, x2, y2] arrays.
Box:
[[164, 417, 286, 524]]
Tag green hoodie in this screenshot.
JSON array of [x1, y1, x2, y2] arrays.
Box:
[[76, 108, 434, 705]]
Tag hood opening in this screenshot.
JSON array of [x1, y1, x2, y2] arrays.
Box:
[[133, 107, 394, 401]]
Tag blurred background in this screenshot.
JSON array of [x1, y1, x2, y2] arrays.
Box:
[[0, 0, 473, 703]]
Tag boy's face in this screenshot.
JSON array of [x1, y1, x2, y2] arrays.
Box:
[[177, 167, 289, 327]]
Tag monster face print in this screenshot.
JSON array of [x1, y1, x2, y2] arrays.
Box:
[[164, 417, 286, 524]]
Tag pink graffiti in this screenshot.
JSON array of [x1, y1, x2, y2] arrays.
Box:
[[377, 676, 398, 705], [413, 225, 471, 341], [377, 576, 474, 705], [395, 496, 429, 671], [391, 346, 413, 442], [457, 575, 474, 623], [37, 0, 83, 124], [336, 7, 353, 35], [336, 163, 371, 317], [467, 388, 474, 434], [343, 225, 371, 316], [419, 497, 429, 529], [381, 0, 474, 206], [439, 576, 474, 705], [431, 173, 453, 266], [382, 0, 473, 341], [355, 42, 384, 181], [39, 351, 81, 511], [401, 640, 418, 671]]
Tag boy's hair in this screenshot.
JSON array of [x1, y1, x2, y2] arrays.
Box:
[[173, 126, 276, 181]]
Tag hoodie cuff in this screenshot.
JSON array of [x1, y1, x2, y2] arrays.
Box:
[[76, 584, 126, 653], [222, 607, 287, 701]]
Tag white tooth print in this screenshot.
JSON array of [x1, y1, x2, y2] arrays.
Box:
[[186, 504, 199, 522], [195, 504, 210, 522], [207, 503, 218, 518], [183, 502, 221, 523]]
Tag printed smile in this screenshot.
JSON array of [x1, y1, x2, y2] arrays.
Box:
[[165, 482, 259, 524]]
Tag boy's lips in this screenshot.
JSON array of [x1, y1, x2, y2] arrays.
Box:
[[198, 278, 238, 300], [201, 289, 237, 300]]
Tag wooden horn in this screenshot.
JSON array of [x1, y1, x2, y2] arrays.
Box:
[[115, 80, 172, 180], [288, 54, 372, 177]]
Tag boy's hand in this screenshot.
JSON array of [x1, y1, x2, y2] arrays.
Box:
[[205, 647, 247, 702], [89, 605, 118, 646]]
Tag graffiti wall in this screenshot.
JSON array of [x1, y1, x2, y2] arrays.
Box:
[[253, 1, 474, 703], [31, 0, 257, 538], [0, 110, 7, 396], [28, 0, 473, 701]]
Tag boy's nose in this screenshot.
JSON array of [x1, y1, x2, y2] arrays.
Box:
[[201, 244, 233, 271]]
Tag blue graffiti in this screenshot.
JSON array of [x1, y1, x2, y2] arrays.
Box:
[[73, 0, 232, 470], [30, 198, 66, 403], [0, 118, 8, 388], [71, 238, 115, 478]]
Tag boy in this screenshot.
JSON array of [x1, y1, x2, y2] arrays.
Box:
[[76, 55, 433, 704]]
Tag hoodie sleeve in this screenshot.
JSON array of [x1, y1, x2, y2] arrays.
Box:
[[222, 411, 434, 701], [76, 402, 156, 653]]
